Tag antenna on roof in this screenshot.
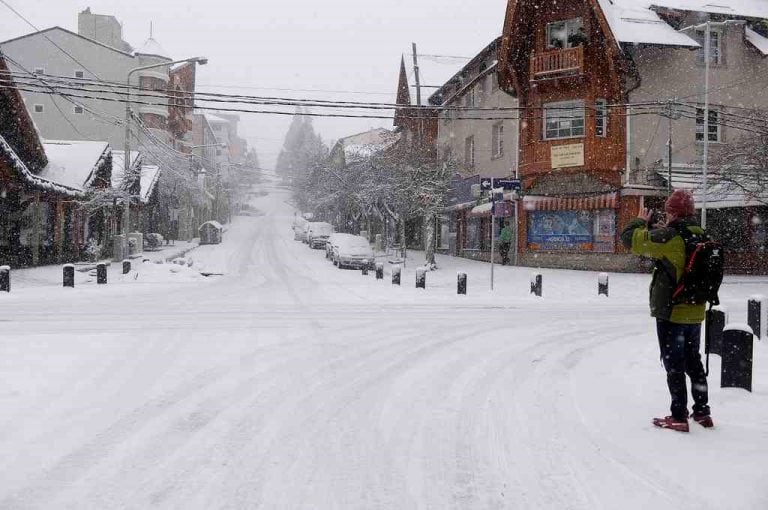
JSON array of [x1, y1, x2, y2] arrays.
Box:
[[150, 21, 153, 38]]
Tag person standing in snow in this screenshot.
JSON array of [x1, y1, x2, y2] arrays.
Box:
[[499, 220, 513, 265], [621, 189, 714, 432]]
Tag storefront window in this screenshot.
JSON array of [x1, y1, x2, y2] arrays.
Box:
[[527, 209, 615, 252]]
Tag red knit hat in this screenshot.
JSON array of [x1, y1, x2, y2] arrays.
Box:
[[665, 189, 696, 217]]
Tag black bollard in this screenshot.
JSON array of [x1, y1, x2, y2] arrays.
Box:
[[706, 306, 726, 357], [392, 265, 401, 286], [530, 273, 542, 297], [721, 325, 754, 392], [376, 263, 384, 280], [598, 272, 609, 297], [457, 272, 467, 295], [747, 297, 764, 340], [362, 259, 369, 276], [416, 267, 426, 289], [96, 263, 107, 285], [122, 259, 131, 275], [0, 265, 9, 293], [63, 264, 75, 288]]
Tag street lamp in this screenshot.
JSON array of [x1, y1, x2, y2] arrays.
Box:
[[680, 20, 744, 228], [121, 56, 207, 253]]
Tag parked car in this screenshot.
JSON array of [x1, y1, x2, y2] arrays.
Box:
[[326, 233, 355, 260], [332, 235, 375, 270], [306, 222, 334, 249], [292, 216, 309, 241]]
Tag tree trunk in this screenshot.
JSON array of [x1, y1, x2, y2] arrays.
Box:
[[398, 215, 407, 264], [424, 212, 436, 268]]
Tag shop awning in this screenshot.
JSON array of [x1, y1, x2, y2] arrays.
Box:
[[522, 192, 618, 211], [469, 202, 493, 217]]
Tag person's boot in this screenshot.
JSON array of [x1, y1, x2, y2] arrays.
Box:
[[691, 413, 714, 428], [652, 415, 689, 432]]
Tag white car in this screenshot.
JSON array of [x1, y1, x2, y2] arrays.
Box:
[[292, 216, 309, 241], [307, 222, 334, 249], [332, 235, 375, 270], [326, 233, 354, 260]]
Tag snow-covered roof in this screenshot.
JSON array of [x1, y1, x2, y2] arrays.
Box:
[[0, 135, 85, 197], [139, 164, 161, 203], [659, 167, 768, 208], [746, 26, 768, 55], [650, 0, 768, 19], [39, 140, 110, 191], [111, 150, 142, 190], [135, 37, 170, 59], [339, 128, 399, 163], [200, 220, 222, 230], [596, 0, 700, 47]]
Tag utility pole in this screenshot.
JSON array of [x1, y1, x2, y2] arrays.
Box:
[[662, 98, 681, 196], [411, 43, 422, 109]]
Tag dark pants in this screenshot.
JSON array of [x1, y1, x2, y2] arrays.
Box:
[[499, 242, 511, 265], [656, 319, 710, 420]]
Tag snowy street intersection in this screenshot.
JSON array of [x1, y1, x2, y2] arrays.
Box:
[[1, 180, 767, 509]]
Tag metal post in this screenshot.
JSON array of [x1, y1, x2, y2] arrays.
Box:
[[123, 259, 131, 275], [598, 273, 609, 297], [392, 264, 401, 286], [97, 263, 107, 284], [490, 213, 495, 291], [0, 265, 9, 292], [63, 264, 75, 288], [416, 267, 426, 289], [747, 296, 765, 340], [707, 306, 727, 357], [457, 272, 467, 295], [530, 272, 542, 297], [721, 325, 753, 392], [376, 263, 384, 280]]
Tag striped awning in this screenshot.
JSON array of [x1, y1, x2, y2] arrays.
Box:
[[523, 192, 618, 211]]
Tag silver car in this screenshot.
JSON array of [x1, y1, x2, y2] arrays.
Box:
[[333, 235, 375, 270]]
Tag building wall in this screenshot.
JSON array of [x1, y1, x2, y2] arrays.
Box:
[[628, 23, 768, 176], [0, 29, 138, 148], [438, 71, 519, 178], [77, 8, 132, 53]]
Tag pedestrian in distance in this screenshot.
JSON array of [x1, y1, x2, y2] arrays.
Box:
[[621, 189, 715, 433], [499, 220, 513, 265]]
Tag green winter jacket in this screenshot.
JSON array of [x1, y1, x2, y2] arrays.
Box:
[[499, 226, 513, 243], [621, 217, 706, 324]]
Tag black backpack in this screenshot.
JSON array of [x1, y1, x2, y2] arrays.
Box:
[[671, 225, 724, 307]]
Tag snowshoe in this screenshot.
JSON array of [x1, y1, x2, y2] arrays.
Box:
[[691, 413, 714, 428], [652, 416, 689, 432]]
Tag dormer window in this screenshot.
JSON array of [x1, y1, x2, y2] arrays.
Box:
[[547, 18, 585, 49]]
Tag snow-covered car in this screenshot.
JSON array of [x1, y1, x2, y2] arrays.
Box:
[[292, 216, 309, 241], [326, 233, 354, 260], [306, 222, 334, 249], [332, 235, 375, 270]]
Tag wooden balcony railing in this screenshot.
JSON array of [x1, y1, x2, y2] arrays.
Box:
[[529, 46, 584, 79]]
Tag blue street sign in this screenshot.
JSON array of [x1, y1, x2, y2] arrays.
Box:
[[480, 177, 521, 192], [494, 178, 522, 192]]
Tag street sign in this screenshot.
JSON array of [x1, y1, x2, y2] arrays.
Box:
[[480, 177, 521, 192], [494, 178, 522, 192]]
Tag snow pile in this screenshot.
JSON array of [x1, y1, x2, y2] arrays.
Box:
[[119, 260, 206, 284]]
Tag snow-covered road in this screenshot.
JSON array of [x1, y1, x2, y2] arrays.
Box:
[[1, 178, 767, 509]]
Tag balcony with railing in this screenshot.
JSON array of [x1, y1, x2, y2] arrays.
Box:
[[529, 46, 584, 79]]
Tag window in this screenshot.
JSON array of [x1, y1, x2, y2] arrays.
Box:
[[544, 100, 585, 140], [547, 18, 584, 49], [492, 123, 504, 158], [696, 30, 721, 64], [74, 70, 84, 79], [73, 105, 84, 115], [696, 108, 721, 142], [33, 104, 44, 113], [595, 99, 607, 137], [465, 136, 475, 168], [34, 67, 44, 75], [479, 74, 488, 98]]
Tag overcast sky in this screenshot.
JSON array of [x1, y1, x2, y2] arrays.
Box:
[[0, 0, 507, 168]]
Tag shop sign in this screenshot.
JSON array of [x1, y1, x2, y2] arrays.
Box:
[[551, 143, 584, 169]]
